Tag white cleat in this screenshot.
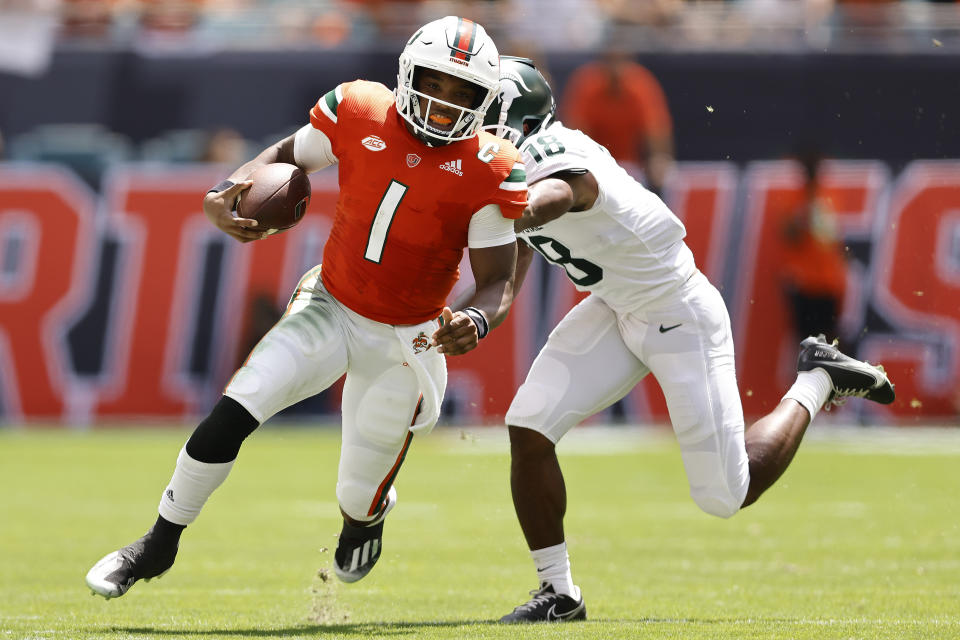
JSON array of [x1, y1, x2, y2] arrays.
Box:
[[85, 534, 177, 599], [86, 550, 136, 599]]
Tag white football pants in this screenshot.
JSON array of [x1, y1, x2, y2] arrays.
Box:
[[224, 265, 447, 521], [506, 271, 749, 518]]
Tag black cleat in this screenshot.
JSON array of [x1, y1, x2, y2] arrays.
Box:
[[85, 532, 178, 599], [500, 582, 587, 623], [333, 486, 395, 583], [797, 334, 895, 408]]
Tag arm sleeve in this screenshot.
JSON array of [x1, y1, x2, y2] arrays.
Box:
[[293, 124, 337, 173], [468, 204, 516, 249]]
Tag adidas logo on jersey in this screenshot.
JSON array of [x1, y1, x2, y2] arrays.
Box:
[[439, 159, 463, 176]]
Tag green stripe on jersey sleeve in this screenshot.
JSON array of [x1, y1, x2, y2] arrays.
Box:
[[323, 88, 340, 117], [505, 167, 526, 183], [499, 165, 527, 191]]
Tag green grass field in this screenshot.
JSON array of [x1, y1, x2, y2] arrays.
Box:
[[1, 424, 958, 639]]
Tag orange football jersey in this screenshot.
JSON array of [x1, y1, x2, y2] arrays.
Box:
[[308, 80, 527, 325]]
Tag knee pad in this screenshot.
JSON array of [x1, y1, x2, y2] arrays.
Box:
[[680, 441, 748, 519], [336, 465, 399, 522], [690, 487, 742, 519], [336, 476, 371, 522]]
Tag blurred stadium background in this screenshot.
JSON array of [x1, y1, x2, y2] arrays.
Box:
[[1, 0, 959, 429]]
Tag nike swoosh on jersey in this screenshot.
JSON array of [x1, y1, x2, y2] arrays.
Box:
[[659, 323, 682, 333]]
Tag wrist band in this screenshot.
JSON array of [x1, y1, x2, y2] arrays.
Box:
[[207, 180, 237, 211], [208, 179, 235, 194], [462, 307, 489, 339]]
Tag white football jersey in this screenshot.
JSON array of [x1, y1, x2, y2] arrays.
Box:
[[518, 122, 697, 312]]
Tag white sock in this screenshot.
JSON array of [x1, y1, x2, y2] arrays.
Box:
[[783, 369, 833, 421], [531, 542, 581, 601], [158, 446, 235, 526]]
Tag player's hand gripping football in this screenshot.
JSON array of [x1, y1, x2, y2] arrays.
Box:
[[431, 307, 480, 356], [202, 180, 264, 243]]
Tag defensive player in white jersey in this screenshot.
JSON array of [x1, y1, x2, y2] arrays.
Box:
[[483, 57, 896, 623]]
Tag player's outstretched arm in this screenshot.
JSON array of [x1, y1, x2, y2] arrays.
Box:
[[202, 135, 299, 243], [431, 242, 517, 356], [515, 171, 599, 232]]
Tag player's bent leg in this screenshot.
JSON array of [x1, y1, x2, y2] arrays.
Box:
[[335, 408, 411, 585], [334, 335, 432, 584], [743, 334, 895, 507], [629, 275, 749, 518], [224, 302, 350, 423], [741, 399, 813, 507], [643, 336, 748, 517], [185, 396, 261, 463], [86, 397, 259, 599], [87, 269, 350, 599], [506, 296, 646, 444], [740, 334, 895, 505], [502, 297, 644, 621], [333, 414, 412, 584]]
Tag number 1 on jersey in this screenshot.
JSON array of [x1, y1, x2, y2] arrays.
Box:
[[365, 180, 408, 263]]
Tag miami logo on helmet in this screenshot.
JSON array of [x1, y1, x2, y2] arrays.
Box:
[[448, 18, 479, 65]]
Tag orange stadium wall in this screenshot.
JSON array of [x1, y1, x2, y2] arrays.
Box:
[[0, 160, 958, 426]]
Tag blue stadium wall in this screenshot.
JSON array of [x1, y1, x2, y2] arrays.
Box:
[[2, 50, 957, 165]]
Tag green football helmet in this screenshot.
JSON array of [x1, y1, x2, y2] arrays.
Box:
[[483, 56, 556, 146]]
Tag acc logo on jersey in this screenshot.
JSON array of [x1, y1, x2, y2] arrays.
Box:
[[361, 135, 387, 151], [412, 331, 431, 354], [406, 153, 421, 168]]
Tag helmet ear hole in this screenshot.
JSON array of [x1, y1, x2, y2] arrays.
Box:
[[522, 118, 543, 137]]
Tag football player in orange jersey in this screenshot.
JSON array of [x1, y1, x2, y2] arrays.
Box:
[[85, 16, 527, 599]]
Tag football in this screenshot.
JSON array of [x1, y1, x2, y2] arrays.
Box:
[[236, 163, 311, 233]]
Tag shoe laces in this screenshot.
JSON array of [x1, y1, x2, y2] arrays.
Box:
[[834, 387, 871, 399], [513, 585, 557, 613], [825, 388, 867, 410], [825, 360, 885, 410]]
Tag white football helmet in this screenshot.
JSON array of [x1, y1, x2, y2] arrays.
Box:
[[396, 16, 500, 146]]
